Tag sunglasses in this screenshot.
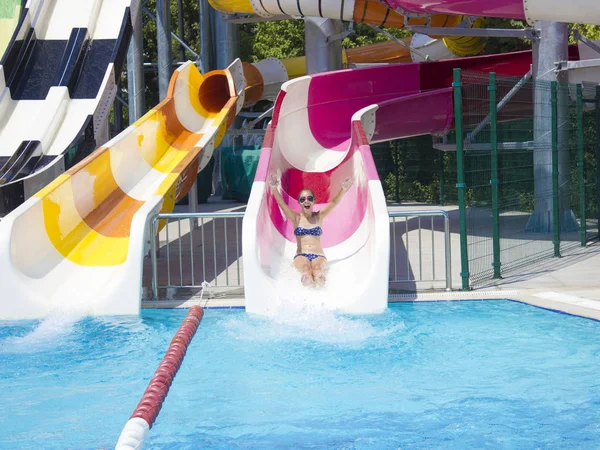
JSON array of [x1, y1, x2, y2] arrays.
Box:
[[298, 196, 314, 203]]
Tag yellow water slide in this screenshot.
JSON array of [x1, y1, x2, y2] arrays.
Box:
[[0, 60, 246, 319]]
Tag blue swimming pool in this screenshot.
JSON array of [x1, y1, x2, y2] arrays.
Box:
[[1, 300, 600, 449]]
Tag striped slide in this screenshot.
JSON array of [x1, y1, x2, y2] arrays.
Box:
[[242, 16, 487, 106], [0, 0, 136, 215], [0, 60, 245, 320]]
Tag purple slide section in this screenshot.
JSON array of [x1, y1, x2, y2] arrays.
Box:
[[307, 64, 422, 151], [380, 0, 525, 19], [303, 50, 537, 154], [372, 88, 454, 143]]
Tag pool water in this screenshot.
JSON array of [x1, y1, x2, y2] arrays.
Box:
[[1, 300, 600, 449]]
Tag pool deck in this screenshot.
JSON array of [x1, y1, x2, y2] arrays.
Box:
[[142, 197, 600, 321]]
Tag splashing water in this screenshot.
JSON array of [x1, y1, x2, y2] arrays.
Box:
[[224, 259, 404, 345], [0, 312, 83, 353]]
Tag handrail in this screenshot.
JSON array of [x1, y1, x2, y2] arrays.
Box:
[[388, 210, 452, 291], [150, 212, 246, 299], [148, 209, 453, 296], [154, 212, 246, 219]]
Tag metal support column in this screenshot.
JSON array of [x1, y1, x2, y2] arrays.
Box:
[[127, 2, 145, 123], [214, 11, 239, 69], [596, 86, 600, 237], [439, 150, 445, 206], [551, 81, 561, 257], [489, 73, 501, 278], [114, 78, 123, 134], [529, 21, 574, 232], [304, 17, 343, 74], [198, 0, 212, 73], [156, 0, 173, 100], [453, 68, 470, 290], [577, 84, 586, 246], [177, 0, 186, 62], [212, 12, 239, 199]]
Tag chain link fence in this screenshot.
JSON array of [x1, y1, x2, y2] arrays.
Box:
[[451, 70, 599, 288]]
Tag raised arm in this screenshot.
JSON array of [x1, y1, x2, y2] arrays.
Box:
[[319, 177, 353, 219], [268, 174, 298, 223]]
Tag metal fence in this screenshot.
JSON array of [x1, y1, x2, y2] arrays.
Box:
[[451, 69, 600, 288], [146, 209, 453, 298], [388, 211, 452, 291], [148, 212, 245, 299]]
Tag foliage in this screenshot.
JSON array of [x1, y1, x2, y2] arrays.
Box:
[[482, 18, 532, 54], [570, 24, 600, 42], [240, 20, 412, 61], [244, 21, 306, 61], [374, 137, 442, 204], [342, 22, 411, 48]]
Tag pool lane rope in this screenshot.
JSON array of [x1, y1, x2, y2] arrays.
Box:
[[115, 306, 205, 450]]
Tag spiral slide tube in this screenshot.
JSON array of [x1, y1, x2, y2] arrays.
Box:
[[0, 61, 245, 320], [211, 0, 489, 50], [242, 18, 487, 106], [211, 0, 488, 105], [213, 0, 489, 106], [115, 306, 205, 450], [379, 0, 600, 26], [0, 0, 136, 215], [210, 0, 465, 28]]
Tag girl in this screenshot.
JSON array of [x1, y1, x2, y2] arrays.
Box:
[[268, 174, 352, 286]]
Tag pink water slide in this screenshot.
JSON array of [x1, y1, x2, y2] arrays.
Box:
[[241, 51, 519, 314], [381, 0, 526, 19], [242, 45, 594, 315], [379, 0, 600, 25]]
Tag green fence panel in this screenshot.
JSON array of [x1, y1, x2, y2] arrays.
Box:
[[453, 70, 600, 287]]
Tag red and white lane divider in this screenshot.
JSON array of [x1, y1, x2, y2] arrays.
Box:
[[115, 306, 205, 450]]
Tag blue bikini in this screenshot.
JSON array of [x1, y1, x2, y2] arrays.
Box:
[[294, 253, 325, 262], [294, 226, 326, 262], [294, 226, 323, 237]]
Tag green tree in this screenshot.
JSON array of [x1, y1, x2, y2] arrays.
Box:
[[483, 18, 532, 54], [246, 21, 305, 61], [571, 24, 600, 41], [342, 22, 411, 48]]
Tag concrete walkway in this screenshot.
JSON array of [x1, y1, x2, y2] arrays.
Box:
[[142, 197, 600, 320]]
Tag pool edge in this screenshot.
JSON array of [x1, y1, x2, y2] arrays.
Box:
[[142, 289, 600, 322]]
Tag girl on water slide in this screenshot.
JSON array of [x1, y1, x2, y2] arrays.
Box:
[[268, 173, 353, 287]]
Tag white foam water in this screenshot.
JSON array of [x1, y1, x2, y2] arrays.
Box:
[[1, 312, 82, 353], [225, 259, 404, 345]]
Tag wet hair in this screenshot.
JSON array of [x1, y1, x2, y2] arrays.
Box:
[[298, 188, 315, 202]]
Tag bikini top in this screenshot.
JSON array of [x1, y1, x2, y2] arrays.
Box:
[[294, 225, 323, 237]]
